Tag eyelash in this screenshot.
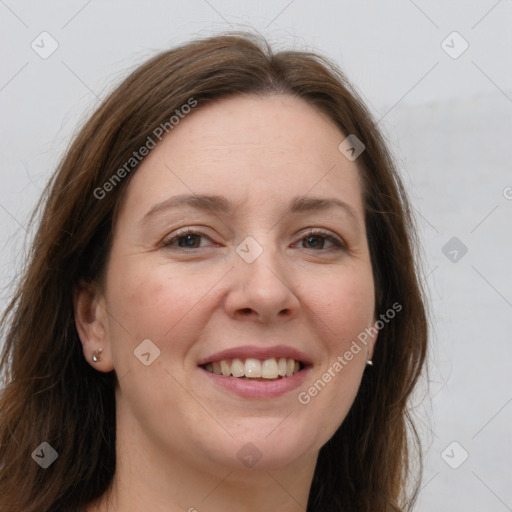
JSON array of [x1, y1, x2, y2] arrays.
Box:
[[161, 227, 345, 252]]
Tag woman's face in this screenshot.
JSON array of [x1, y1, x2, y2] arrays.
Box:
[[89, 94, 377, 472]]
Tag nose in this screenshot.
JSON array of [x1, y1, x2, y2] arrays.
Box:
[[224, 238, 300, 323]]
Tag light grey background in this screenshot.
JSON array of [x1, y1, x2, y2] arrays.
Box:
[[1, 1, 511, 510]]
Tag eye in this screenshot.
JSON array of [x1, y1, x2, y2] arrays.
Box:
[[161, 228, 214, 249], [161, 228, 345, 252], [295, 230, 345, 251]]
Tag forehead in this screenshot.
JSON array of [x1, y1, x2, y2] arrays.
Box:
[[118, 93, 365, 222]]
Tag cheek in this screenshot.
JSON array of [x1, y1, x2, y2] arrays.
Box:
[[294, 266, 374, 441], [105, 258, 225, 351], [107, 263, 168, 335], [303, 265, 375, 348]]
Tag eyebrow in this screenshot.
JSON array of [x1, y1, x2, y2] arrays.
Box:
[[139, 193, 359, 226]]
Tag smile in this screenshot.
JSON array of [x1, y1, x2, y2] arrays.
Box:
[[200, 357, 304, 380]]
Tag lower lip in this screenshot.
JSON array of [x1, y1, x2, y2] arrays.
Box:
[[199, 366, 311, 399]]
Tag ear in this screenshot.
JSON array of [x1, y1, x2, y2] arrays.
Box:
[[367, 331, 377, 361], [73, 280, 115, 372], [366, 314, 379, 362]]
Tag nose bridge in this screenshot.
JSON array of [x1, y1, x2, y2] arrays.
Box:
[[227, 231, 298, 320], [236, 232, 287, 291]]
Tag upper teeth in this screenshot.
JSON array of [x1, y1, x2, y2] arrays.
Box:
[[203, 357, 301, 379]]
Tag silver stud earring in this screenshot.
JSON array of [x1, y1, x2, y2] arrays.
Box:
[[92, 349, 103, 363], [366, 358, 373, 366]]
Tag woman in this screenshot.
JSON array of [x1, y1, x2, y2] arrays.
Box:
[[0, 31, 428, 511]]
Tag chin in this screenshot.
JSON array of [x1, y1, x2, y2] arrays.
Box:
[[204, 427, 315, 471]]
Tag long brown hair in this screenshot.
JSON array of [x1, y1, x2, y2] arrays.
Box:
[[0, 31, 428, 511]]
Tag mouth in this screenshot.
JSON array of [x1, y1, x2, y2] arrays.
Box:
[[197, 345, 313, 398], [199, 357, 307, 381]]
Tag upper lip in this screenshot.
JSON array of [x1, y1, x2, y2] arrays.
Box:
[[197, 345, 312, 366]]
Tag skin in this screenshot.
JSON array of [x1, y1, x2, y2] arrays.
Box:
[[75, 93, 378, 512]]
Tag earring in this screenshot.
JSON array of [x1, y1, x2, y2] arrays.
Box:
[[92, 348, 103, 363], [366, 358, 373, 366]]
